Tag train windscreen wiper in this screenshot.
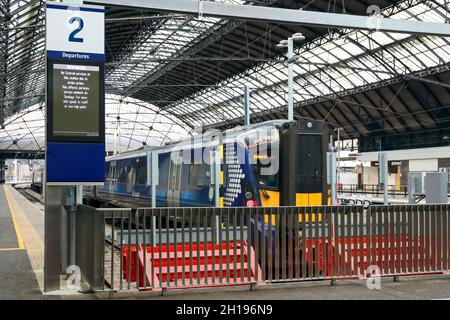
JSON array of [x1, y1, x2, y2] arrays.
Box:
[[252, 167, 270, 200]]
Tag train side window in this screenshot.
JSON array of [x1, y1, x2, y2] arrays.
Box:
[[128, 167, 136, 186], [105, 162, 110, 178], [107, 163, 115, 179], [188, 164, 208, 188], [118, 166, 127, 184], [136, 165, 147, 185]]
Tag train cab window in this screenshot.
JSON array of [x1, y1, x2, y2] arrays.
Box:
[[118, 167, 127, 184], [252, 164, 278, 189], [251, 143, 279, 190], [188, 163, 209, 188], [136, 165, 147, 185]]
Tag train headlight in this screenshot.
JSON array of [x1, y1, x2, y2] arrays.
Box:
[[245, 191, 253, 200]]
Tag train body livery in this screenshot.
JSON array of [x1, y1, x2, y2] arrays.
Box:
[[92, 120, 329, 208]]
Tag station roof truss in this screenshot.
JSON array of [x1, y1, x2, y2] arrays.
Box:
[[1, 0, 450, 156]]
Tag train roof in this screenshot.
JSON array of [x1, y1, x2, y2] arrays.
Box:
[[106, 119, 302, 161]]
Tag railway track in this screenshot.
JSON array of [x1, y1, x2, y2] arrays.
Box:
[[14, 185, 44, 211]]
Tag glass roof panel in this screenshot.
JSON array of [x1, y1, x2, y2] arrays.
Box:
[[165, 0, 450, 127], [0, 95, 191, 155]]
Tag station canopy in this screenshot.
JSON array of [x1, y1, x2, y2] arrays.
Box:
[[0, 94, 189, 154], [1, 0, 450, 156]]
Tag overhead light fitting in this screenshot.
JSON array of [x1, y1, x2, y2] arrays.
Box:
[[292, 32, 305, 42]]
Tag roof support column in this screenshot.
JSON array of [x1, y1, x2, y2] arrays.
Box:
[[287, 37, 294, 122]]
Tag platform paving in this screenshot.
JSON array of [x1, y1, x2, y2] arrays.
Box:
[[0, 185, 43, 299], [0, 250, 43, 299], [1, 184, 450, 300], [56, 276, 450, 300], [0, 187, 21, 249]]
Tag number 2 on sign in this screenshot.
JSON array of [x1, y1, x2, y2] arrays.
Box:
[[68, 16, 84, 43]]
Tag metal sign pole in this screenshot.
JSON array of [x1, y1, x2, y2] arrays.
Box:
[[378, 152, 388, 205], [214, 148, 221, 207], [214, 147, 221, 244], [147, 151, 159, 246], [44, 185, 64, 292], [148, 151, 159, 208], [327, 152, 337, 205]]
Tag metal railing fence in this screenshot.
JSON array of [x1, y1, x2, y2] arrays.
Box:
[[93, 205, 450, 292], [339, 184, 408, 197]]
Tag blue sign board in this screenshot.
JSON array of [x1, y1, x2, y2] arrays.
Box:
[[46, 2, 105, 185]]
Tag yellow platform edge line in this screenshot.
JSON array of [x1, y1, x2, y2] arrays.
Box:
[[3, 186, 25, 250], [0, 247, 23, 251]]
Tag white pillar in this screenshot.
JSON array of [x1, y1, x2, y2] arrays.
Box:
[[243, 84, 251, 126], [378, 152, 388, 205], [14, 159, 18, 183], [327, 152, 337, 205], [214, 148, 220, 208], [287, 37, 294, 121], [336, 128, 341, 187]]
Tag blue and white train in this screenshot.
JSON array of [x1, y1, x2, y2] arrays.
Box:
[[88, 120, 329, 209]]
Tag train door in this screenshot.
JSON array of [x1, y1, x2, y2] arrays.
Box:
[[280, 121, 328, 206], [167, 151, 182, 207], [295, 134, 323, 205]]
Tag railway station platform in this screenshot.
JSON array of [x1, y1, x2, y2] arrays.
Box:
[[1, 184, 450, 300], [0, 184, 44, 299], [53, 276, 450, 300]]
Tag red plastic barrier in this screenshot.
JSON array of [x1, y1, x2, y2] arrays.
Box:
[[305, 235, 429, 277], [122, 241, 262, 289]]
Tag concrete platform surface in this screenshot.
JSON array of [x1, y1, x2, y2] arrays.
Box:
[[0, 186, 21, 249], [55, 276, 450, 300], [0, 185, 44, 299], [0, 250, 43, 300], [1, 184, 450, 301]]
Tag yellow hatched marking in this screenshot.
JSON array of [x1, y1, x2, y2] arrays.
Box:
[[4, 185, 25, 250]]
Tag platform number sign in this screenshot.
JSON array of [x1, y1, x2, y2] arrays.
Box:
[[68, 16, 84, 43], [46, 2, 105, 62], [45, 2, 105, 185]]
